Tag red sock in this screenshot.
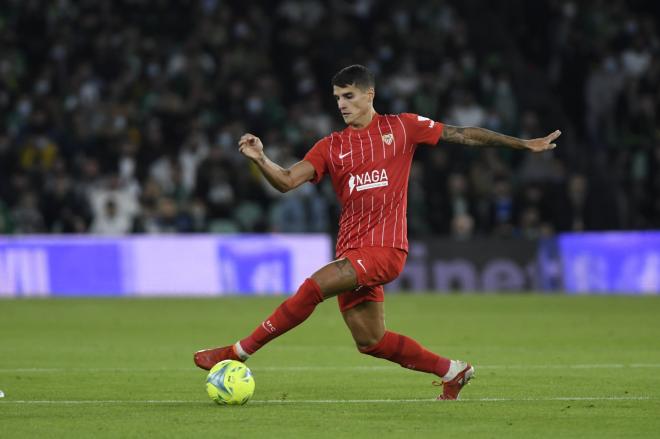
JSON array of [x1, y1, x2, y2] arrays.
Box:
[[359, 331, 451, 377], [239, 278, 323, 355]]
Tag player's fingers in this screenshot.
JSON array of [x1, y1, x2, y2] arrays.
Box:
[[546, 130, 561, 141]]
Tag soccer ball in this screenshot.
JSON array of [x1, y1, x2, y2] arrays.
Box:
[[206, 360, 255, 405]]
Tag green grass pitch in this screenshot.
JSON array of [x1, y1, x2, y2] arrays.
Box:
[[1, 294, 659, 438]]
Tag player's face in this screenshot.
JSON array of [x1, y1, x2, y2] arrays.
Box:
[[333, 84, 374, 125]]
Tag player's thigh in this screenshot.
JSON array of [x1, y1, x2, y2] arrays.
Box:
[[341, 300, 385, 348], [311, 258, 358, 299]]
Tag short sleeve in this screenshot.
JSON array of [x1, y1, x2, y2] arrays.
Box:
[[303, 137, 330, 184], [400, 113, 444, 146]]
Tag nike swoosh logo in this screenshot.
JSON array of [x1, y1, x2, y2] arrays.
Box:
[[339, 152, 352, 159], [356, 259, 367, 273]]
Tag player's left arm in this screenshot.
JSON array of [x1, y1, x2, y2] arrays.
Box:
[[440, 125, 561, 152]]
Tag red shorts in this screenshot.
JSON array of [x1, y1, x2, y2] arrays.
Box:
[[336, 247, 407, 313]]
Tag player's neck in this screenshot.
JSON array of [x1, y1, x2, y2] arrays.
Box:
[[348, 108, 377, 130]]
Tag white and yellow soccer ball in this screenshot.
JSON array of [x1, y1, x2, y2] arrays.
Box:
[[206, 360, 255, 405]]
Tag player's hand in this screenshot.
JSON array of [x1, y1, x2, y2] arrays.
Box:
[[238, 133, 265, 161], [524, 130, 561, 152]]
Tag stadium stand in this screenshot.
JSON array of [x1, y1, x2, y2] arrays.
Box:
[[1, 0, 658, 236]]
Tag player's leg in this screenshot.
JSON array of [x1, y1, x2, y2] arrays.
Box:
[[342, 298, 453, 376], [311, 258, 359, 297], [340, 286, 474, 400], [233, 258, 357, 356], [193, 258, 358, 370], [341, 299, 385, 349]]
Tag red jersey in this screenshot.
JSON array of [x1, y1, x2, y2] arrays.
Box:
[[303, 113, 443, 256]]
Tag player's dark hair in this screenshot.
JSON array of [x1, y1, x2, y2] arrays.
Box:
[[331, 65, 375, 90]]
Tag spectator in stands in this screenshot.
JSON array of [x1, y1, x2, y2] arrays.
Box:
[[0, 0, 658, 237], [10, 193, 45, 233]]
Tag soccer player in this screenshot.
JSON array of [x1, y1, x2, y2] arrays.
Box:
[[195, 65, 560, 400]]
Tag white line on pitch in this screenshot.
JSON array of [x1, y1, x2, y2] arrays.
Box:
[[1, 364, 660, 373], [0, 396, 654, 405]]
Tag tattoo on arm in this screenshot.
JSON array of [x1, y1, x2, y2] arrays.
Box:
[[441, 125, 525, 149], [441, 126, 471, 145]]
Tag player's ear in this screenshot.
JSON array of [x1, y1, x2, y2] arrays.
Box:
[[366, 87, 375, 103]]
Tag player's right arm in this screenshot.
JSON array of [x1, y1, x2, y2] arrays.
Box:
[[238, 133, 316, 193]]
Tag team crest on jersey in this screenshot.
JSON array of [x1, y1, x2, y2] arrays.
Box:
[[349, 169, 389, 194], [381, 133, 394, 145]]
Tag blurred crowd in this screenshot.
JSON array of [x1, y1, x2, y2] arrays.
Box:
[[1, 0, 659, 238]]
